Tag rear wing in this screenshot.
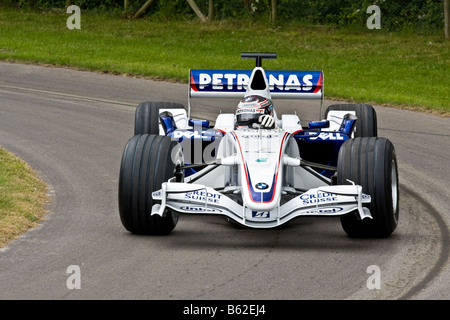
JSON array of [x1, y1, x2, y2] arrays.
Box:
[[189, 69, 323, 100], [187, 53, 324, 118]]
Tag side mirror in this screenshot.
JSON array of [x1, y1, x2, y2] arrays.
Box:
[[189, 119, 210, 129], [308, 120, 330, 130]]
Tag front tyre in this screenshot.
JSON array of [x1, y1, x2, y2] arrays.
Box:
[[118, 134, 182, 235], [337, 137, 399, 238], [134, 101, 185, 135]]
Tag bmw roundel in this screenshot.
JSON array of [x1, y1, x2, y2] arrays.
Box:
[[255, 182, 269, 190]]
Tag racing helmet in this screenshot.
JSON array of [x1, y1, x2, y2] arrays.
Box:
[[235, 95, 273, 127]]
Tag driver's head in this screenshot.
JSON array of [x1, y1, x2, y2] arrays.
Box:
[[235, 95, 273, 127]]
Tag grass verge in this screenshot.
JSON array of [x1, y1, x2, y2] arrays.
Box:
[[0, 7, 449, 114], [0, 147, 49, 248]]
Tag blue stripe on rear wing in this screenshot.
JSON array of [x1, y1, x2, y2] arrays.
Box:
[[189, 69, 323, 100]]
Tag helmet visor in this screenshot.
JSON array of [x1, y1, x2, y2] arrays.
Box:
[[236, 110, 263, 126]]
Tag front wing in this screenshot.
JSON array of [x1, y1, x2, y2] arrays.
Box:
[[151, 181, 372, 229]]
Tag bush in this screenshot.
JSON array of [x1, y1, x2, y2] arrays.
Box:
[[8, 0, 445, 32]]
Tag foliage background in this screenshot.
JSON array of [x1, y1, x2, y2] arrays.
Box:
[[5, 0, 446, 33]]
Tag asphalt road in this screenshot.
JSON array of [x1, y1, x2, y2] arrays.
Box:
[[0, 62, 448, 300]]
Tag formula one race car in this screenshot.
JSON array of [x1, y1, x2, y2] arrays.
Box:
[[118, 53, 399, 238]]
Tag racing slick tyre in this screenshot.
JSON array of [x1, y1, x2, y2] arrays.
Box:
[[337, 137, 399, 238], [134, 101, 185, 135], [118, 134, 182, 235], [325, 104, 377, 137]]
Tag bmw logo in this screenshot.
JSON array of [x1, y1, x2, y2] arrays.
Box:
[[255, 182, 269, 190]]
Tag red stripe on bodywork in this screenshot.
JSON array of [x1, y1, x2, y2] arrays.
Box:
[[313, 72, 323, 94], [190, 70, 198, 92], [232, 131, 289, 203]]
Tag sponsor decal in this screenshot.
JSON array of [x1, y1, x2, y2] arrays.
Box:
[[190, 70, 322, 94], [171, 130, 214, 140], [236, 108, 264, 114], [307, 132, 345, 141], [180, 206, 223, 213], [299, 192, 338, 205], [241, 134, 276, 139], [256, 158, 268, 163], [152, 190, 161, 198], [196, 72, 250, 90], [252, 211, 270, 218], [185, 190, 222, 204], [255, 182, 269, 190], [304, 207, 344, 214]]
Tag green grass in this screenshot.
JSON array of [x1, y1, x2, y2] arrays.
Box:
[[0, 6, 449, 114], [0, 147, 49, 247]]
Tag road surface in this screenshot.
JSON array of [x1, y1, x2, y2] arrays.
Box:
[[0, 62, 448, 300]]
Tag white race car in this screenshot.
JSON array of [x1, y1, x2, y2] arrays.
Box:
[[118, 53, 399, 238]]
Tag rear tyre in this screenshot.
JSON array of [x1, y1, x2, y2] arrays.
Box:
[[118, 134, 182, 235], [326, 104, 377, 137], [337, 137, 399, 238], [134, 101, 185, 135]]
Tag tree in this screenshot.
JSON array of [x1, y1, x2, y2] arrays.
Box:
[[445, 0, 450, 39], [132, 0, 156, 19], [271, 0, 277, 23], [186, 0, 207, 22], [209, 0, 214, 21]]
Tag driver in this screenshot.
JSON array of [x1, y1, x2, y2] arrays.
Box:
[[235, 95, 278, 129]]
